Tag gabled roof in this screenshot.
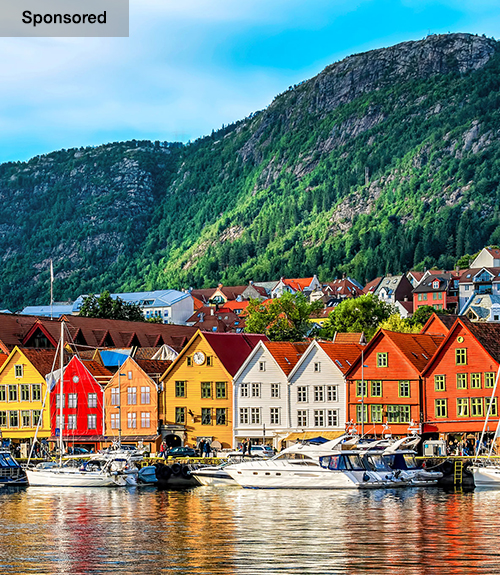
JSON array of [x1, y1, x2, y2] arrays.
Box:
[[81, 360, 113, 383], [281, 277, 316, 291], [363, 277, 383, 295], [459, 267, 500, 283], [332, 332, 366, 345], [221, 300, 251, 313], [18, 348, 61, 377], [0, 313, 54, 352], [323, 278, 362, 297], [263, 341, 309, 375], [485, 247, 500, 259], [420, 312, 458, 336], [374, 275, 405, 296], [188, 288, 215, 304], [413, 272, 455, 294], [214, 285, 248, 300], [317, 342, 363, 374], [202, 332, 268, 376], [135, 359, 172, 377]]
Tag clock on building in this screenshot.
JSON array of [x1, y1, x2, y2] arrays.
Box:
[[193, 351, 206, 365]]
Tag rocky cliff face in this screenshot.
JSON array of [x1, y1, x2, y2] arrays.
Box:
[[1, 33, 499, 309]]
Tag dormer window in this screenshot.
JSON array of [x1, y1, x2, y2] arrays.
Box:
[[433, 280, 439, 289]]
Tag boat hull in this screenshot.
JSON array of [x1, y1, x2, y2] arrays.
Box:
[[191, 468, 235, 486], [26, 468, 118, 487], [472, 465, 500, 487]]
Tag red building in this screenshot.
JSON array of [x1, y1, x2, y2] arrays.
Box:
[[421, 318, 500, 437], [50, 356, 112, 452], [412, 272, 459, 313], [345, 330, 443, 436]]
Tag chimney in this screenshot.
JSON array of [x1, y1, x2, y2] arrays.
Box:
[[404, 296, 408, 302], [218, 283, 223, 289]]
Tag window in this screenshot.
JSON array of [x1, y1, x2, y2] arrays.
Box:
[[471, 398, 483, 417], [387, 405, 411, 423], [485, 372, 496, 388], [55, 393, 64, 408], [297, 386, 308, 403], [201, 382, 212, 399], [251, 383, 261, 398], [67, 393, 78, 408], [175, 407, 185, 424], [84, 393, 96, 409], [55, 415, 64, 430], [141, 387, 151, 404], [110, 413, 119, 429], [88, 414, 97, 430], [435, 398, 447, 418], [271, 383, 280, 398], [356, 404, 368, 423], [201, 408, 212, 425], [127, 387, 137, 405], [314, 362, 321, 373], [356, 381, 367, 398], [18, 384, 30, 402], [127, 412, 137, 429], [33, 383, 42, 400], [14, 364, 23, 378], [456, 373, 468, 389], [187, 356, 192, 366], [0, 386, 5, 402], [270, 408, 280, 425], [259, 361, 266, 372], [327, 385, 337, 402], [486, 397, 498, 417], [216, 408, 227, 425], [297, 410, 308, 427], [206, 356, 213, 366], [434, 375, 446, 392], [455, 348, 467, 365], [67, 414, 77, 429], [471, 373, 481, 389], [239, 408, 248, 424], [141, 412, 151, 428], [21, 410, 30, 427], [370, 381, 382, 397], [327, 410, 338, 427], [377, 353, 388, 367], [110, 388, 120, 406], [371, 405, 383, 423], [314, 410, 325, 427], [9, 411, 19, 427], [175, 381, 186, 397], [457, 398, 469, 417], [0, 411, 6, 427], [251, 408, 261, 424], [240, 383, 249, 397], [216, 382, 227, 399], [127, 371, 132, 380], [8, 385, 17, 402], [399, 381, 410, 398], [32, 410, 41, 427], [314, 386, 324, 402]]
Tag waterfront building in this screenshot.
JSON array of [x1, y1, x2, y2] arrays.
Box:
[[233, 341, 309, 449], [345, 331, 443, 436], [421, 317, 500, 437], [159, 331, 267, 450], [420, 312, 458, 337], [103, 357, 169, 454], [0, 347, 55, 453]]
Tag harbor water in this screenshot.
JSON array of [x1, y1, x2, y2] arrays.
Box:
[[1, 486, 500, 574]]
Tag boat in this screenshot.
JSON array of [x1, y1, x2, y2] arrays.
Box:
[[191, 460, 238, 486], [0, 449, 27, 486]]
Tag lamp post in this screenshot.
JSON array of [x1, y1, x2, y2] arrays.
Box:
[[361, 349, 364, 436]]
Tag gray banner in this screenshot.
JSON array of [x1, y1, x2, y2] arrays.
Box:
[[0, 0, 129, 37]]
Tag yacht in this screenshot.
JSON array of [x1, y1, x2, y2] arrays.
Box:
[[0, 450, 27, 486]]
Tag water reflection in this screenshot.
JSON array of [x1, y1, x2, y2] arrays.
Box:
[[1, 486, 500, 574]]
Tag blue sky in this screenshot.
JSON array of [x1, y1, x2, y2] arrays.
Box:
[[0, 0, 499, 163]]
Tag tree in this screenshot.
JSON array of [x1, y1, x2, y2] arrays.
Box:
[[244, 291, 323, 341], [320, 294, 395, 340], [79, 291, 146, 322], [378, 314, 422, 333]]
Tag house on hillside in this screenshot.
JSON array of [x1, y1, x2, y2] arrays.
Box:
[[271, 276, 321, 299], [374, 275, 413, 306], [458, 268, 500, 313], [420, 313, 458, 337], [412, 272, 459, 313], [471, 246, 500, 268]]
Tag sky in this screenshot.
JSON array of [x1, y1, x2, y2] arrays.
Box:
[[0, 0, 499, 163]]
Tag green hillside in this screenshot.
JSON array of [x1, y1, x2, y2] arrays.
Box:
[[1, 33, 500, 310]]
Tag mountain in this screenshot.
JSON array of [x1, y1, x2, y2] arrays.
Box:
[[2, 33, 500, 310]]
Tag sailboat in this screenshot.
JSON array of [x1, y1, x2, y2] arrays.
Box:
[[26, 322, 124, 487]]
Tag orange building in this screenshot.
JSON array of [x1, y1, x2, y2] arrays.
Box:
[[159, 331, 267, 449]]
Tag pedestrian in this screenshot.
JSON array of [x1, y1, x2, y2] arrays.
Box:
[[204, 441, 211, 458], [160, 440, 168, 459], [199, 440, 205, 457]]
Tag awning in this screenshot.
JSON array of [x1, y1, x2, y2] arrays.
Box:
[[282, 431, 346, 442]]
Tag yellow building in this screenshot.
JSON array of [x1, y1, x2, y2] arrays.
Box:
[[103, 357, 169, 454], [0, 347, 56, 452], [159, 330, 266, 450]]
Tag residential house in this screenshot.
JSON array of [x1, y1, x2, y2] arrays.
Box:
[[103, 357, 168, 453], [363, 277, 383, 296], [159, 331, 268, 449], [421, 318, 500, 437], [420, 313, 458, 337], [406, 271, 426, 288], [286, 341, 363, 444], [233, 341, 309, 449], [271, 276, 322, 299], [470, 246, 500, 268], [462, 293, 500, 322], [0, 348, 55, 454], [374, 275, 414, 307], [186, 307, 245, 333], [458, 268, 500, 312], [345, 331, 443, 436], [412, 272, 459, 313]]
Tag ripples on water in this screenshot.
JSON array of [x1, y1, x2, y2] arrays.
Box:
[[1, 486, 500, 574]]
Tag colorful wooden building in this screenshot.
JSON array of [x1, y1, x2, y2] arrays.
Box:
[[345, 330, 443, 436], [159, 331, 267, 450], [421, 318, 500, 437]]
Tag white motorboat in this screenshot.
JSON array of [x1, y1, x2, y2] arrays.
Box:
[[191, 461, 237, 486], [26, 461, 119, 487]]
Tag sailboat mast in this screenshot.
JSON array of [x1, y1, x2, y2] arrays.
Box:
[[59, 321, 64, 463]]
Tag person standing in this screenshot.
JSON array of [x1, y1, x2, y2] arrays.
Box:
[[204, 441, 211, 458], [199, 440, 205, 457]]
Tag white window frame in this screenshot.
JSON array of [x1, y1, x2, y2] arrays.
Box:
[[271, 383, 280, 398], [327, 385, 338, 402], [141, 412, 151, 428], [251, 383, 261, 398], [250, 407, 261, 424], [297, 386, 308, 403], [127, 412, 137, 429], [270, 407, 280, 425]]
